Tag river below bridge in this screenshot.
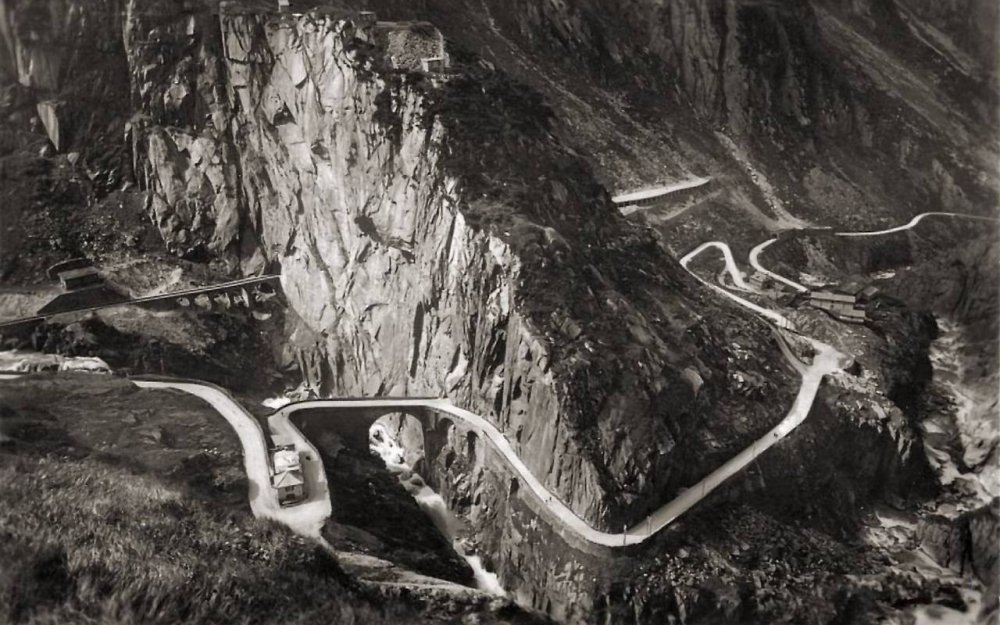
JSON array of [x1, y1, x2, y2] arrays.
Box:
[[369, 423, 506, 596]]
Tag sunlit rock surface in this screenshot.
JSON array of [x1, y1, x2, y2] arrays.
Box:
[[120, 5, 796, 532]]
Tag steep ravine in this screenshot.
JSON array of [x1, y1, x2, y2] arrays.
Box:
[[358, 0, 998, 251], [121, 5, 799, 534], [0, 2, 973, 622]]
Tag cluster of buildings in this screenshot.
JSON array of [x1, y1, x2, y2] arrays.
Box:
[[746, 270, 879, 325], [805, 287, 878, 323]]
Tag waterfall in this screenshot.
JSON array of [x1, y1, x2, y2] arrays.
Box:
[[369, 424, 505, 595]]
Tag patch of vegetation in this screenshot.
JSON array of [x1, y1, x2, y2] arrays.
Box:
[[0, 375, 432, 624], [0, 454, 426, 625], [0, 375, 247, 503]]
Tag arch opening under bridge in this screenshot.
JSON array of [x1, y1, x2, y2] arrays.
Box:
[[283, 401, 476, 478]]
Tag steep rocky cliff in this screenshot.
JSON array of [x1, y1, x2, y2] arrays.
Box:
[[351, 0, 998, 251], [115, 4, 800, 533], [0, 1, 992, 623]]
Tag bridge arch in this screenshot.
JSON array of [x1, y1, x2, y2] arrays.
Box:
[[282, 401, 478, 478]]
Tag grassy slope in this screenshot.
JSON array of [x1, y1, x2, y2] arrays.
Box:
[[0, 374, 428, 624]]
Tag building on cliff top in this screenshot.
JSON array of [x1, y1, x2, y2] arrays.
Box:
[[374, 21, 450, 74]]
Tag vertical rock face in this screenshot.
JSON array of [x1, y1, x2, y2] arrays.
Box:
[[124, 6, 247, 261], [119, 5, 795, 532], [363, 0, 997, 239], [918, 499, 1000, 584], [0, 0, 132, 180]]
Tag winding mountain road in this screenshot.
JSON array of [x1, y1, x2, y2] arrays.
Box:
[[835, 211, 998, 237], [744, 212, 999, 294], [271, 231, 849, 546], [134, 378, 331, 538], [8, 285, 837, 549], [748, 238, 808, 292], [123, 237, 839, 547], [0, 230, 859, 549], [680, 242, 795, 329]]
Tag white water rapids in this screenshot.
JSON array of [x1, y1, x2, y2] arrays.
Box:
[[369, 424, 506, 596], [922, 319, 999, 511], [888, 318, 997, 625]]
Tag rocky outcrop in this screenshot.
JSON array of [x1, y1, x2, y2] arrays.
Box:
[[362, 0, 997, 247], [119, 4, 797, 533], [123, 5, 249, 261], [0, 0, 132, 184], [918, 499, 1000, 583]]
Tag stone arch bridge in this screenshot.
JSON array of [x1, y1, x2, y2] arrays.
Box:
[[272, 398, 630, 555]]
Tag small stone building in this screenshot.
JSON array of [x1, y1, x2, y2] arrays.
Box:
[[856, 285, 880, 305], [57, 266, 102, 291], [272, 470, 305, 506], [271, 435, 306, 506], [374, 21, 449, 73]]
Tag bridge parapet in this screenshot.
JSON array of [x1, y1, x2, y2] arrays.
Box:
[[276, 398, 624, 557]]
